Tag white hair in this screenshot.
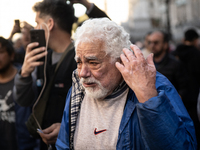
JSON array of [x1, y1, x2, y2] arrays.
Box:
[[74, 17, 131, 62]]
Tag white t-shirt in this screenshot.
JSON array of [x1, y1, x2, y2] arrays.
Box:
[[74, 88, 129, 150]]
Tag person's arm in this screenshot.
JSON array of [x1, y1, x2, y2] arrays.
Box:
[[116, 45, 197, 149], [72, 0, 110, 19], [13, 42, 47, 106], [136, 88, 197, 149], [13, 70, 36, 106], [86, 3, 110, 19]]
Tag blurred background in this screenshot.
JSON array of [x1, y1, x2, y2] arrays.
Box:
[[0, 0, 200, 44]]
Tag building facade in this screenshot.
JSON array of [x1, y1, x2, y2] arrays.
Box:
[[105, 0, 200, 43]]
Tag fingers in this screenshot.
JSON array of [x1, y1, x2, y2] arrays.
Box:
[[115, 61, 124, 73], [38, 130, 57, 144], [26, 42, 46, 54], [38, 132, 57, 144], [146, 53, 154, 66], [25, 43, 47, 62], [120, 44, 144, 64], [38, 123, 61, 145], [122, 48, 136, 62], [26, 42, 39, 53], [115, 47, 136, 73], [130, 44, 144, 59], [42, 123, 61, 134], [21, 43, 47, 77]]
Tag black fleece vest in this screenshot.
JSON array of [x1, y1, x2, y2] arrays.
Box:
[[36, 48, 77, 129]]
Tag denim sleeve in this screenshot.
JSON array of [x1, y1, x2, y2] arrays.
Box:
[[56, 88, 72, 150], [136, 89, 197, 150]]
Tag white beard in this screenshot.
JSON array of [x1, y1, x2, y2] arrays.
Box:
[[80, 77, 109, 99]]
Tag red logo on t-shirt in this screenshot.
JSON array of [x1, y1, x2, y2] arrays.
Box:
[[94, 128, 107, 135]]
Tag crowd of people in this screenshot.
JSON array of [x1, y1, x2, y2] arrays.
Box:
[[0, 0, 200, 150]]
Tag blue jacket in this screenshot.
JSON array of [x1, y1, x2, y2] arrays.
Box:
[[56, 72, 197, 150]]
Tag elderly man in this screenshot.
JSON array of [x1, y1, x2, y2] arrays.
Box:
[[56, 18, 197, 150]]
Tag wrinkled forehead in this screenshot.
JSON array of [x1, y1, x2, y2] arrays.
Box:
[[75, 36, 104, 47], [75, 41, 108, 61], [76, 41, 106, 54]]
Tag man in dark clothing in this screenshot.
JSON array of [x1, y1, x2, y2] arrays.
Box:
[[0, 37, 38, 150], [148, 30, 188, 101], [13, 0, 109, 150], [13, 1, 77, 150], [0, 36, 18, 150], [172, 28, 200, 148]]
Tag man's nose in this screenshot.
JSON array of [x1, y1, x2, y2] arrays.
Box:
[[78, 64, 91, 78]]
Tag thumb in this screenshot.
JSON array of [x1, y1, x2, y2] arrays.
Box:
[[146, 53, 154, 66]]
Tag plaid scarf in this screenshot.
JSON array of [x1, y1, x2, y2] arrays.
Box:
[[69, 69, 128, 149]]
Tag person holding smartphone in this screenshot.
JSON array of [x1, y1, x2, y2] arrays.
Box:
[[13, 1, 109, 150], [13, 1, 76, 150]]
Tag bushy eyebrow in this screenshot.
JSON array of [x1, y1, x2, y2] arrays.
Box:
[[85, 56, 98, 60], [74, 55, 98, 62]]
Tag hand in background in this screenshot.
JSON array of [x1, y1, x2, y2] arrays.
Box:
[[21, 21, 33, 30], [8, 21, 21, 41], [21, 42, 47, 77], [38, 123, 61, 145]]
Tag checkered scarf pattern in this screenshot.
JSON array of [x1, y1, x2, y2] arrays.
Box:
[[70, 69, 85, 149]]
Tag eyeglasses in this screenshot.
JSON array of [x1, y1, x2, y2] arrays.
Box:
[[148, 41, 160, 45]]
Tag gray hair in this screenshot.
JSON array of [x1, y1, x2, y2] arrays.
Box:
[[74, 18, 131, 62]]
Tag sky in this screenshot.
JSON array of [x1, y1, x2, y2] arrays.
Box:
[[0, 0, 129, 39]]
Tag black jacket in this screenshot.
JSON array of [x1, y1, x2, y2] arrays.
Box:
[[36, 48, 77, 129], [172, 44, 200, 109], [154, 53, 189, 102], [172, 44, 200, 147]]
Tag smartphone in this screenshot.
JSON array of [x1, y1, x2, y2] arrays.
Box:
[[37, 128, 43, 133], [14, 19, 21, 33], [30, 29, 46, 62]]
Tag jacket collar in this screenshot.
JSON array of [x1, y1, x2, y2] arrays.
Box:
[[117, 89, 137, 138]]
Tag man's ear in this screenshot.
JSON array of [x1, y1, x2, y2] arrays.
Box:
[[47, 18, 54, 31]]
